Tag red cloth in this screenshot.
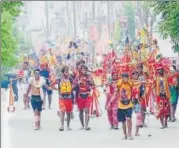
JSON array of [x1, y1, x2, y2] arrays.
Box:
[[59, 99, 73, 113], [18, 70, 24, 77], [156, 96, 170, 118], [106, 84, 118, 110], [140, 97, 147, 108], [76, 97, 92, 110], [107, 110, 118, 127], [93, 69, 103, 76], [168, 73, 179, 85], [132, 86, 139, 99]]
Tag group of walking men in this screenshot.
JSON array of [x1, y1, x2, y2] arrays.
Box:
[[18, 57, 179, 140]]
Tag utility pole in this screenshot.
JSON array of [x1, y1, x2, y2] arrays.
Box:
[[45, 1, 49, 41], [92, 1, 96, 67], [73, 1, 77, 39], [107, 1, 111, 39], [92, 1, 95, 20], [66, 1, 72, 37], [72, 1, 77, 69]]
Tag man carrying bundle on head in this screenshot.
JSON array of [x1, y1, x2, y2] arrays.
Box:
[[75, 64, 95, 130]]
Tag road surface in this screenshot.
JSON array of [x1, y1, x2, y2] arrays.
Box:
[[1, 88, 179, 148]]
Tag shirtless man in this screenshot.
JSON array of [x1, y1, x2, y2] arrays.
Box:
[[25, 69, 51, 130], [76, 65, 95, 130]]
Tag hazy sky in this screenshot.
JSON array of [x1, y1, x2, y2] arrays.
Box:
[[26, 1, 178, 58], [153, 32, 177, 57]]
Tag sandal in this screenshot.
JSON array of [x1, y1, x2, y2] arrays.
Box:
[[172, 118, 176, 122], [160, 126, 165, 129], [128, 136, 134, 140], [34, 127, 40, 131], [67, 127, 72, 130], [135, 133, 140, 136], [59, 127, 64, 131], [122, 136, 127, 140], [110, 126, 114, 129], [80, 127, 84, 130], [85, 127, 91, 131], [114, 127, 119, 130], [143, 123, 148, 128]]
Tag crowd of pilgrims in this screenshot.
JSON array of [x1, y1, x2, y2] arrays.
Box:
[[15, 42, 179, 140]]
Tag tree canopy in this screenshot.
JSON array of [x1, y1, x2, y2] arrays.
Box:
[[1, 1, 23, 73], [151, 1, 179, 53]]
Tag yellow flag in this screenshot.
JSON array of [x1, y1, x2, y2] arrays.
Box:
[[141, 29, 145, 44], [141, 47, 149, 60]]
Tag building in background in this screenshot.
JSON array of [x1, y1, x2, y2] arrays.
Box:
[[169, 57, 179, 70]]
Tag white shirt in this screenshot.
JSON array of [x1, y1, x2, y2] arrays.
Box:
[[22, 70, 29, 84]]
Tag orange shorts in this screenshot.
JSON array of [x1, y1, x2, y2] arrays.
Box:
[[76, 96, 92, 110], [59, 99, 73, 113]]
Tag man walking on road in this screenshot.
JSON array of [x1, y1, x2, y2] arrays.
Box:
[[18, 61, 31, 109], [51, 66, 74, 131], [40, 63, 53, 110], [25, 69, 51, 130]]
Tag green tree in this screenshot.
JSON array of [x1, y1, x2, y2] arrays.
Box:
[[124, 2, 135, 40], [1, 1, 23, 74], [151, 1, 179, 53]]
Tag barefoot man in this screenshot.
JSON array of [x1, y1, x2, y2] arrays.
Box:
[[76, 65, 95, 130], [25, 69, 51, 130]]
